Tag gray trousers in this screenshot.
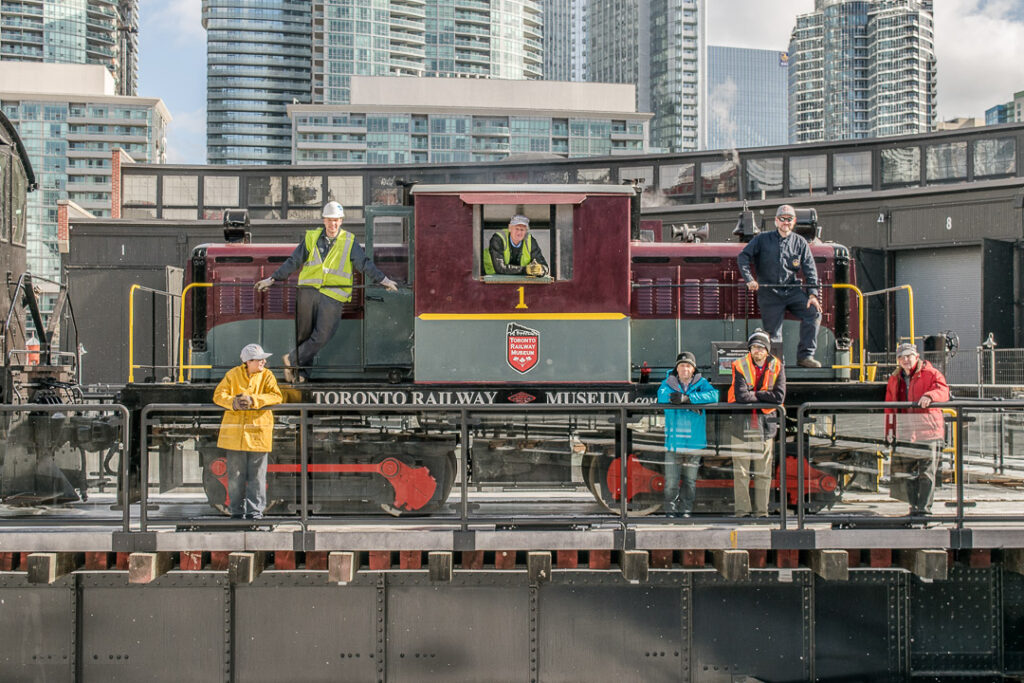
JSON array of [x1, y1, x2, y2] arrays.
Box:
[[733, 439, 774, 517], [891, 441, 941, 514], [225, 450, 268, 518], [758, 288, 821, 359], [293, 287, 345, 377]]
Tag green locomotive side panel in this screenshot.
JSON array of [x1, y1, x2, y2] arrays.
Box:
[[414, 317, 630, 383]]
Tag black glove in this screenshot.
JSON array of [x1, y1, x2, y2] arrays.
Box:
[[670, 392, 688, 404]]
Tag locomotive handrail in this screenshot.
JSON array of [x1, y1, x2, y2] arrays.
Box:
[[860, 284, 915, 345], [177, 282, 212, 383], [174, 280, 398, 383], [128, 283, 179, 383], [831, 283, 865, 381]]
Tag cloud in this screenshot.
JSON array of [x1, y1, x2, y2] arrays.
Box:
[[706, 0, 815, 50], [933, 0, 1024, 118], [707, 0, 1024, 122], [164, 107, 207, 164], [139, 0, 204, 46], [709, 77, 739, 148]]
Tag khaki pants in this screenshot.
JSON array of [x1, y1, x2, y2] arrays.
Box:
[[733, 439, 774, 517]]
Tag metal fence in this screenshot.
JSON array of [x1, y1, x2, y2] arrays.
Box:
[[867, 347, 1024, 396]]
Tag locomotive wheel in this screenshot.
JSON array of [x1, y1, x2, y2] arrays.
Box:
[[378, 450, 457, 517], [587, 453, 663, 517]]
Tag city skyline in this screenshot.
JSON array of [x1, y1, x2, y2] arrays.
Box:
[[139, 0, 1024, 164]]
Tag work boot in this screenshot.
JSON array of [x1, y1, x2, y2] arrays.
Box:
[[797, 357, 821, 369], [282, 353, 296, 383]]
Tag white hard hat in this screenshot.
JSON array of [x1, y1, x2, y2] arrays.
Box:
[[322, 201, 345, 219]]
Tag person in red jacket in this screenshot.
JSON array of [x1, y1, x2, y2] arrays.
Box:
[[884, 343, 950, 516]]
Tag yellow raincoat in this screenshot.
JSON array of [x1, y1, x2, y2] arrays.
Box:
[[213, 365, 283, 452]]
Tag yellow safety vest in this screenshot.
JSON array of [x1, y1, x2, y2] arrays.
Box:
[[297, 228, 355, 302], [483, 230, 533, 275]]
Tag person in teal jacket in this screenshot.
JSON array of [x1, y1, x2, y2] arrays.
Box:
[[657, 351, 719, 517]]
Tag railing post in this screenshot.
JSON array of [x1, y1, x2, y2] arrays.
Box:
[[139, 406, 149, 532], [300, 407, 308, 530], [779, 406, 789, 530], [796, 405, 805, 529], [619, 407, 628, 526], [955, 407, 965, 529], [120, 405, 131, 533], [460, 409, 469, 529]]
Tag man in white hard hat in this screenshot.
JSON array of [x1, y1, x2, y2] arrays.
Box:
[[483, 214, 549, 277], [255, 201, 398, 381]]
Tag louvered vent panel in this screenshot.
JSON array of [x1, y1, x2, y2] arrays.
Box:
[[682, 278, 700, 315], [636, 278, 654, 315], [654, 278, 674, 315]]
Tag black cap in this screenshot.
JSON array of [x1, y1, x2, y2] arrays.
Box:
[[747, 329, 771, 350], [675, 351, 697, 368]]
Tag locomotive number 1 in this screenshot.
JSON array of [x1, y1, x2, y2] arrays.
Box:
[[515, 286, 528, 309]]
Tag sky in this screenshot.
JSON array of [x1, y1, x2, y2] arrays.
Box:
[[138, 0, 1024, 165]]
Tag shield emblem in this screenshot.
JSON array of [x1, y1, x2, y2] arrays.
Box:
[[506, 323, 539, 374]]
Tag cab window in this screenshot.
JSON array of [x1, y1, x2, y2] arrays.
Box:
[[477, 203, 573, 282]]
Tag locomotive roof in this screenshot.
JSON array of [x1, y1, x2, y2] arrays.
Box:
[[410, 183, 636, 198]]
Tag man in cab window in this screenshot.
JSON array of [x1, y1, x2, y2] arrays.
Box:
[[484, 214, 549, 277]]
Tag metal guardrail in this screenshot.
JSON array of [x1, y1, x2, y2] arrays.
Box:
[[136, 402, 787, 532], [9, 398, 1024, 533], [0, 403, 130, 531]]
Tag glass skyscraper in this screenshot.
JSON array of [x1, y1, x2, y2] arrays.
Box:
[[583, 0, 704, 152], [207, 0, 546, 165], [0, 63, 167, 288], [0, 0, 139, 96], [789, 0, 935, 143], [707, 46, 788, 150], [203, 0, 312, 165]]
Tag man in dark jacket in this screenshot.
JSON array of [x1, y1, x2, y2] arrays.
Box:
[[657, 351, 719, 517], [727, 329, 786, 517], [737, 204, 822, 368], [884, 343, 949, 516]]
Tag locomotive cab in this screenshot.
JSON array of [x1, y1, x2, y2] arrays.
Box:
[[410, 184, 637, 384]]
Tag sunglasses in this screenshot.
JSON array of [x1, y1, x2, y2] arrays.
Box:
[[777, 216, 795, 223]]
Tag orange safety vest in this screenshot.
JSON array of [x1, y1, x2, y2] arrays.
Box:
[[727, 353, 781, 415]]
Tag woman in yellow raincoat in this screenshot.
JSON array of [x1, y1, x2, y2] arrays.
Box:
[[213, 343, 283, 519]]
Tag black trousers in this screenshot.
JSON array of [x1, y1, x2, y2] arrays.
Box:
[[292, 287, 345, 377]]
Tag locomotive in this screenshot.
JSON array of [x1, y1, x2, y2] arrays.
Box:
[[115, 183, 872, 518]]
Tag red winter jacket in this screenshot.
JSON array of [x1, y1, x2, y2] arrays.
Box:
[[884, 359, 949, 443]]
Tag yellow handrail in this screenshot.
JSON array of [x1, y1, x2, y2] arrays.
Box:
[[178, 282, 213, 383], [861, 284, 915, 346], [128, 283, 179, 383], [831, 283, 865, 381], [128, 284, 139, 383]]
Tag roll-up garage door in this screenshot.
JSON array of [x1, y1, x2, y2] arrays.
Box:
[[894, 246, 980, 349]]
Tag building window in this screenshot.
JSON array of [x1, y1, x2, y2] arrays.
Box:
[[789, 155, 827, 194], [162, 175, 198, 206], [658, 163, 695, 204], [833, 151, 872, 191], [247, 176, 282, 206], [880, 147, 920, 187], [327, 176, 364, 207], [122, 174, 157, 206], [203, 176, 239, 207], [577, 168, 611, 184], [745, 158, 783, 198], [288, 175, 323, 206], [701, 160, 738, 202], [974, 138, 1016, 177], [162, 208, 197, 220], [925, 142, 967, 183]]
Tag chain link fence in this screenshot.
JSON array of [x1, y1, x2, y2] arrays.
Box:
[[866, 348, 1024, 398]]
